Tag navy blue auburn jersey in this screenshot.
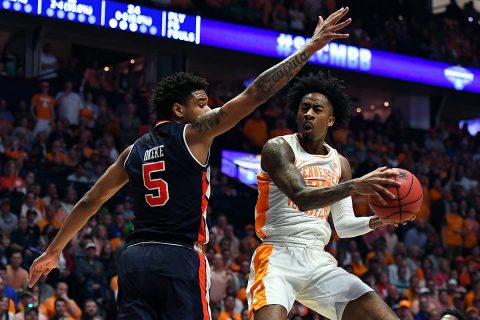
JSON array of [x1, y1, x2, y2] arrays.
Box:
[[124, 121, 210, 246]]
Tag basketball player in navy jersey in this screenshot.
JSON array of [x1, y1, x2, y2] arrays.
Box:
[[28, 7, 352, 319]]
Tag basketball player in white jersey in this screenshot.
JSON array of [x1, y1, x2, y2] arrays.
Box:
[[247, 73, 402, 320]]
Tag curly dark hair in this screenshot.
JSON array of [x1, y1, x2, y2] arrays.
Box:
[[440, 309, 467, 320], [286, 71, 352, 127], [150, 72, 209, 119]]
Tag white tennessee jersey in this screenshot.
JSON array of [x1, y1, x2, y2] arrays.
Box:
[[255, 134, 342, 245]]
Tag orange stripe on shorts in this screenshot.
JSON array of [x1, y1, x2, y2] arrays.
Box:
[[197, 252, 210, 320], [248, 244, 273, 318]]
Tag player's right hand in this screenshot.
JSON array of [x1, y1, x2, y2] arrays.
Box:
[[27, 252, 59, 287], [352, 167, 401, 204], [306, 7, 352, 53]]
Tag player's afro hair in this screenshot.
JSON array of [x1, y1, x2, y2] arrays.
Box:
[[150, 72, 209, 119], [286, 72, 352, 127]]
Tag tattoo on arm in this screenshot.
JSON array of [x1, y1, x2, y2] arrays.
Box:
[[264, 138, 356, 211], [253, 49, 311, 99], [191, 108, 226, 133]]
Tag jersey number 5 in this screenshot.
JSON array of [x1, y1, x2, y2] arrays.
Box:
[[142, 161, 169, 206]]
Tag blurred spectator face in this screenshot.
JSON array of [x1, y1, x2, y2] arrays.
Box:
[[0, 297, 9, 313], [115, 214, 125, 227], [224, 225, 234, 238], [0, 234, 9, 249], [86, 246, 96, 259], [213, 254, 224, 269], [224, 296, 235, 311], [348, 240, 357, 252], [18, 217, 28, 231], [24, 306, 39, 320], [96, 224, 107, 239], [467, 307, 479, 320], [241, 261, 250, 274], [84, 300, 97, 317], [55, 282, 68, 297], [47, 183, 57, 197], [54, 299, 67, 316], [1, 201, 11, 214], [5, 162, 16, 176], [439, 290, 449, 304], [10, 252, 22, 268], [241, 309, 249, 320], [217, 215, 227, 227], [352, 251, 362, 263], [40, 82, 49, 94], [64, 81, 73, 92], [387, 284, 399, 299]]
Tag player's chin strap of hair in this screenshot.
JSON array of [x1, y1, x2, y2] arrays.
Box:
[[331, 197, 372, 238]]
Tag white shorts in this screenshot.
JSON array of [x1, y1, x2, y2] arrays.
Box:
[[246, 243, 373, 320]]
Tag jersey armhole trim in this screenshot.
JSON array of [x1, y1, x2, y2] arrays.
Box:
[[281, 136, 298, 167], [336, 150, 342, 181], [123, 139, 139, 168], [183, 125, 209, 168]]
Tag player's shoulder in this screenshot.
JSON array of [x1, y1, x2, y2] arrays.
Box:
[[262, 136, 295, 163]]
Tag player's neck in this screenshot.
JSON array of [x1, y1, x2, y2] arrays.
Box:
[[297, 133, 327, 155]]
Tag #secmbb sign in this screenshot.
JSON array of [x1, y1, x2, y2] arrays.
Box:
[[1, 0, 479, 93]]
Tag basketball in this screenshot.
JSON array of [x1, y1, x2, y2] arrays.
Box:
[[368, 168, 423, 224]]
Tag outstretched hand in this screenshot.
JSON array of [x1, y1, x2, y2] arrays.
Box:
[[353, 167, 401, 205], [27, 252, 59, 288], [306, 7, 352, 53]]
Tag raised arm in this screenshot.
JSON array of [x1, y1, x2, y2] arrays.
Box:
[[186, 7, 352, 147], [28, 145, 132, 287], [262, 138, 401, 212]]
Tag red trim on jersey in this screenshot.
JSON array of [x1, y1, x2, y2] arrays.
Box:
[[197, 252, 210, 320], [155, 120, 171, 126], [197, 171, 208, 244]]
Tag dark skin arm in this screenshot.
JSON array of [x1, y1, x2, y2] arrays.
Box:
[[186, 7, 352, 162], [27, 146, 132, 287], [261, 137, 401, 212]]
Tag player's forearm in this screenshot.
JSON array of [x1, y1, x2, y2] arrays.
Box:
[[46, 196, 102, 256], [293, 180, 356, 212], [331, 197, 372, 238], [251, 46, 312, 102]]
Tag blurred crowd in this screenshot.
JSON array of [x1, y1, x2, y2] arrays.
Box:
[[0, 64, 478, 320], [134, 0, 480, 68]]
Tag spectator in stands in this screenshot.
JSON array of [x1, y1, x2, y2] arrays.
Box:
[[0, 161, 27, 195], [50, 297, 74, 320], [10, 216, 39, 252], [56, 81, 83, 127], [38, 43, 58, 81], [6, 249, 28, 290], [20, 192, 43, 222], [74, 242, 105, 301], [31, 82, 55, 138], [80, 298, 102, 320], [41, 282, 81, 319], [219, 295, 241, 320], [444, 201, 464, 260], [0, 198, 18, 234]]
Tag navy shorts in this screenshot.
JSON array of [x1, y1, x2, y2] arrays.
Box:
[[117, 243, 211, 320]]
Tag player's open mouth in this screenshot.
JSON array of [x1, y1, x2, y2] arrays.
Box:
[[303, 122, 313, 132]]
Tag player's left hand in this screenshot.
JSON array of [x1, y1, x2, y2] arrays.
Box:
[[369, 216, 415, 229], [28, 252, 59, 287]]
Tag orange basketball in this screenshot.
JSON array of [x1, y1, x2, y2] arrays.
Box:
[[368, 168, 423, 224]]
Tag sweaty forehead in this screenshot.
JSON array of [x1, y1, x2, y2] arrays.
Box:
[[191, 90, 208, 101], [301, 93, 330, 106]]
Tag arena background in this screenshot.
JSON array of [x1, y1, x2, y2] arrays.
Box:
[[0, 0, 479, 319]]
